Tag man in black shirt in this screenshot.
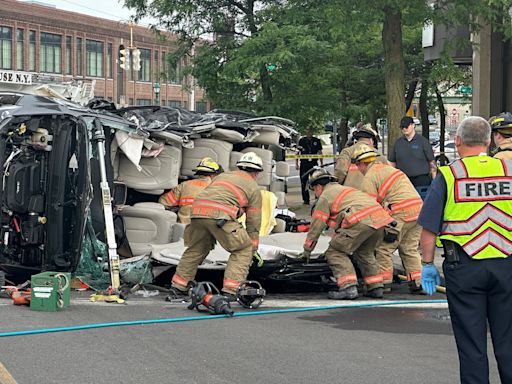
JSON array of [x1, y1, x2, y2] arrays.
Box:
[[296, 129, 323, 204], [389, 116, 437, 187]]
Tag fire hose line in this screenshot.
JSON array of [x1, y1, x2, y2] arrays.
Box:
[[0, 299, 447, 338]]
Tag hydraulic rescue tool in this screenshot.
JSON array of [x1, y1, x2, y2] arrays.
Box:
[[187, 281, 234, 316], [90, 118, 123, 303], [235, 280, 265, 309]]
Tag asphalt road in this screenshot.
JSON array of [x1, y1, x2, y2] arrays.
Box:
[[0, 292, 501, 384]]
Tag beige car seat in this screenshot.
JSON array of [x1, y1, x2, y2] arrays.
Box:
[[118, 202, 178, 256], [116, 144, 182, 195], [181, 139, 233, 178]]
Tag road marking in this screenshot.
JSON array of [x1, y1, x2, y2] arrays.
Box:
[[0, 362, 17, 384]]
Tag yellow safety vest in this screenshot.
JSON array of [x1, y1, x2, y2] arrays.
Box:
[[439, 155, 512, 259]]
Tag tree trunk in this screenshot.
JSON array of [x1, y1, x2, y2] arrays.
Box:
[[382, 6, 405, 153], [405, 79, 418, 113], [339, 118, 349, 148], [435, 85, 447, 165], [419, 78, 429, 139], [259, 65, 273, 103]]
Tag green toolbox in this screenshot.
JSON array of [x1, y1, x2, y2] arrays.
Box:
[[30, 272, 71, 312]]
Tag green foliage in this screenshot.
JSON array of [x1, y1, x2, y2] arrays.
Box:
[[122, 0, 512, 134]]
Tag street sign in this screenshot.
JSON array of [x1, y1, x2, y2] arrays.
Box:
[[459, 85, 472, 94], [0, 70, 32, 84]]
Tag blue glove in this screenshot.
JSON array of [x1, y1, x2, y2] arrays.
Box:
[[421, 264, 441, 295]]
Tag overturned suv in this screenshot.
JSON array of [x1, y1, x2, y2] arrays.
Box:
[[0, 93, 131, 282]]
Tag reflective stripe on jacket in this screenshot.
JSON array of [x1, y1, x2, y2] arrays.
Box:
[[439, 156, 512, 259], [304, 183, 393, 252], [361, 162, 423, 222], [192, 170, 262, 246], [335, 141, 387, 188], [159, 177, 211, 224]]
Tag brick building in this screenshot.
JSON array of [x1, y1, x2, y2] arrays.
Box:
[[0, 0, 208, 111]]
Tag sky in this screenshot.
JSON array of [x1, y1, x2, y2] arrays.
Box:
[[23, 0, 142, 23]]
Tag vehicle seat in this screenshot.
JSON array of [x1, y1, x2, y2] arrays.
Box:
[[118, 202, 177, 256], [181, 139, 233, 178], [241, 147, 273, 188], [116, 144, 182, 195]]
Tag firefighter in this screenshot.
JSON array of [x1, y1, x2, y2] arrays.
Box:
[[335, 125, 387, 188], [352, 144, 423, 291], [170, 152, 263, 297], [158, 157, 223, 224], [489, 112, 512, 159], [418, 116, 512, 383], [300, 169, 394, 299]]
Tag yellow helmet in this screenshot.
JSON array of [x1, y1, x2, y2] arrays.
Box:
[[195, 157, 222, 174], [352, 144, 377, 163]]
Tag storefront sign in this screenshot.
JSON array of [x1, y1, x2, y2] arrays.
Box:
[[0, 70, 33, 85]]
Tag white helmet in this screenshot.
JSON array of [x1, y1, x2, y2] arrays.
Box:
[[236, 152, 264, 172]]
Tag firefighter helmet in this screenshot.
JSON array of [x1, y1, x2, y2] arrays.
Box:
[[352, 144, 378, 163], [195, 157, 222, 174], [307, 168, 338, 190], [236, 152, 264, 172], [490, 112, 512, 134], [353, 124, 380, 142]]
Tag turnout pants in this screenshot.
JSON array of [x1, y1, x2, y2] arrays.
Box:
[[443, 254, 512, 384], [375, 218, 422, 285], [325, 222, 383, 291], [172, 218, 253, 294]]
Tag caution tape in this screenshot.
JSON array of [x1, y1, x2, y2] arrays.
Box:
[[286, 154, 337, 160]]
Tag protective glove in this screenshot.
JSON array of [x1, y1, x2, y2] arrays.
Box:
[[421, 263, 441, 296], [297, 250, 312, 263], [252, 251, 264, 267]]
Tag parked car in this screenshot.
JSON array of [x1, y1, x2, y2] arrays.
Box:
[[428, 115, 437, 126], [433, 140, 458, 165], [429, 131, 441, 146]]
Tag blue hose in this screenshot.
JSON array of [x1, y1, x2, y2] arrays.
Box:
[[0, 299, 447, 338]]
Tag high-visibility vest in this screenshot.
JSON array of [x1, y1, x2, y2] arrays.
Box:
[[438, 155, 512, 259]]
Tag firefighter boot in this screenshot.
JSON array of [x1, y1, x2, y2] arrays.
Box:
[[365, 287, 384, 298], [327, 285, 359, 300]]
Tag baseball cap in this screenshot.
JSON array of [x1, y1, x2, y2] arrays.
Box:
[[400, 116, 414, 128]]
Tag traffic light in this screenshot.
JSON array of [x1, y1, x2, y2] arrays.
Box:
[[132, 48, 141, 71], [119, 47, 130, 70]]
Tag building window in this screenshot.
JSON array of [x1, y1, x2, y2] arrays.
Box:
[[168, 100, 181, 107], [16, 29, 24, 70], [40, 32, 62, 73], [169, 59, 182, 85], [76, 37, 82, 76], [29, 30, 36, 71], [136, 98, 151, 106], [160, 52, 169, 83], [106, 43, 112, 79], [65, 36, 72, 75], [154, 50, 159, 74], [196, 101, 207, 113], [138, 48, 150, 82], [86, 39, 103, 77], [129, 98, 133, 105], [0, 27, 12, 70]]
